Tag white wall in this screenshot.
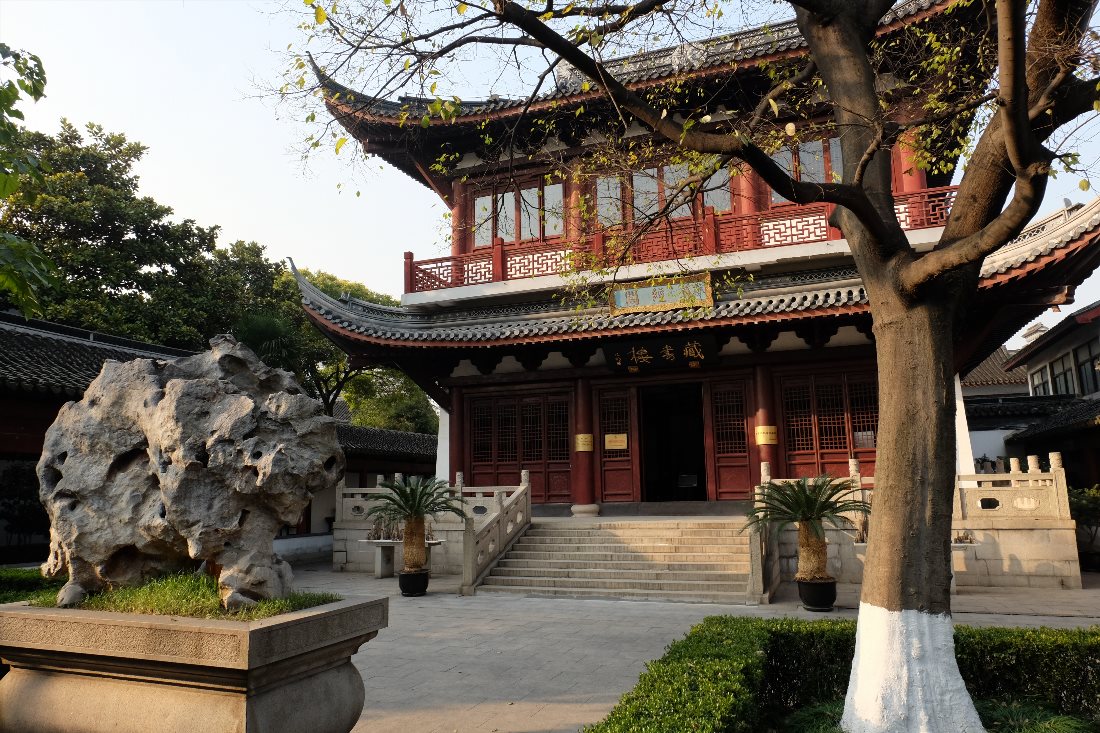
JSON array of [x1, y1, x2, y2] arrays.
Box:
[[309, 484, 336, 534], [969, 430, 1019, 463], [435, 409, 450, 481]]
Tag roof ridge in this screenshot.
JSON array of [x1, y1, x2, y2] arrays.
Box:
[[0, 312, 192, 358]]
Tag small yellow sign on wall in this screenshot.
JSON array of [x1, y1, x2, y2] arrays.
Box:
[[605, 433, 629, 450], [575, 434, 594, 452], [755, 425, 778, 445]]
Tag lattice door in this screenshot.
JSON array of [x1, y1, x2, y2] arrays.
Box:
[[710, 381, 753, 500], [778, 374, 879, 479], [465, 392, 572, 500]]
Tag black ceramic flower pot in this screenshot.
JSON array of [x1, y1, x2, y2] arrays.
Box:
[[398, 570, 430, 597], [797, 579, 837, 612]]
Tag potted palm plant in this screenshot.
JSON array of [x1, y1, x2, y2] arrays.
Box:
[[744, 475, 870, 612], [366, 476, 465, 596]]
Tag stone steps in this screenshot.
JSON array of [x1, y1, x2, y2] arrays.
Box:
[[498, 558, 750, 572], [477, 584, 748, 604], [480, 519, 753, 604], [480, 574, 747, 593], [521, 530, 750, 541], [508, 542, 747, 554], [491, 566, 749, 582]]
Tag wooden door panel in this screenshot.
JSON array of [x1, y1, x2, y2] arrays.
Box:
[[716, 463, 752, 499], [597, 389, 638, 502], [547, 469, 572, 503], [710, 380, 753, 500], [602, 468, 636, 501]]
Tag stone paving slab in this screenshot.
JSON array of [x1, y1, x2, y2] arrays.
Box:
[[293, 567, 1100, 733]]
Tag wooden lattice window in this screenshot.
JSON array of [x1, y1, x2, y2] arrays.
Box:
[[600, 393, 631, 459], [547, 400, 570, 461], [849, 379, 878, 449], [521, 402, 544, 462], [782, 383, 815, 452], [713, 386, 748, 455], [815, 381, 847, 451], [496, 403, 518, 462], [471, 399, 493, 462]]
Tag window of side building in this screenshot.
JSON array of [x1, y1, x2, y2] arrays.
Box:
[[1074, 338, 1100, 395], [1050, 352, 1076, 395], [1030, 367, 1051, 396]]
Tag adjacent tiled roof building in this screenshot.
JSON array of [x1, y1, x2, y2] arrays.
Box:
[[0, 312, 193, 397]]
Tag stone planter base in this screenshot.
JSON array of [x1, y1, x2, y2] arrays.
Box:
[[0, 596, 388, 733]]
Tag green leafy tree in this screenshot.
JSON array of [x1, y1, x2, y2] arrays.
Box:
[[343, 368, 439, 434], [0, 43, 52, 315], [1, 121, 222, 347], [1068, 484, 1100, 551], [0, 121, 293, 350], [235, 268, 436, 428]]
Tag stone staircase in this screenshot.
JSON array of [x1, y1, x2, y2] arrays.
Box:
[[478, 519, 752, 603]]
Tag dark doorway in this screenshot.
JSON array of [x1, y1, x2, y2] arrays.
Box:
[[639, 383, 707, 501]]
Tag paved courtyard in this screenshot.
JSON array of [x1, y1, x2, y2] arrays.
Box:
[[294, 566, 1100, 733]]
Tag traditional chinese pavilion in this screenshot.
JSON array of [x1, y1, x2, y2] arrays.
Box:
[[299, 0, 1100, 515]]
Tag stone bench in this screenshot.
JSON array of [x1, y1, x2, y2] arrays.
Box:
[[363, 539, 444, 578]]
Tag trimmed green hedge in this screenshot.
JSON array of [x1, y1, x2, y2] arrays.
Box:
[[582, 617, 1100, 732]]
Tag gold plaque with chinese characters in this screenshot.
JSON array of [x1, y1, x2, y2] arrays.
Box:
[[608, 272, 713, 316], [575, 433, 594, 452], [755, 425, 778, 445], [604, 433, 628, 450]]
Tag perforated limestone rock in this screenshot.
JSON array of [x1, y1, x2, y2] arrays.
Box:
[[37, 335, 345, 609]]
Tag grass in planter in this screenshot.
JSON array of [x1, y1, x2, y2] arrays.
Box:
[[0, 567, 65, 604], [26, 572, 341, 620], [781, 699, 1099, 733]]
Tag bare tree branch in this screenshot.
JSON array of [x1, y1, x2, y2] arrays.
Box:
[[747, 60, 817, 131]]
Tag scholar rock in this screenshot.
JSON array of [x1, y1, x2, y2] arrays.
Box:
[[38, 335, 345, 609]]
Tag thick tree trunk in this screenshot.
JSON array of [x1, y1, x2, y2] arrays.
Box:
[[402, 516, 427, 572], [841, 299, 984, 733], [796, 522, 829, 581]]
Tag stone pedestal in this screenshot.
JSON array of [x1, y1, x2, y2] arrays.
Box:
[[0, 596, 387, 733], [570, 504, 600, 517]]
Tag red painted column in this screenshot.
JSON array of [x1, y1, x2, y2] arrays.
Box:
[[449, 386, 463, 486], [571, 377, 599, 515], [754, 364, 779, 479], [403, 251, 414, 294], [897, 135, 927, 193], [450, 180, 466, 257]]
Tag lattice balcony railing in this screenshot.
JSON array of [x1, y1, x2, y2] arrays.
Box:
[[405, 185, 959, 292]]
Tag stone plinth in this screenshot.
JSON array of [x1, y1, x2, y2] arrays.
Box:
[[0, 596, 387, 733]]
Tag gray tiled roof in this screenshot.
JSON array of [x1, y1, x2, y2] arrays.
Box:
[[336, 423, 437, 460], [1007, 397, 1100, 441], [980, 200, 1100, 277], [0, 313, 192, 397], [961, 346, 1027, 387], [318, 0, 944, 120], [297, 265, 867, 345]]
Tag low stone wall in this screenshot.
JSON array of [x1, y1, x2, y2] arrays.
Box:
[[951, 519, 1082, 589], [274, 534, 332, 564], [332, 522, 463, 575], [777, 520, 1082, 590]]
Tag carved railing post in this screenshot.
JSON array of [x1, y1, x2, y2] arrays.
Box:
[[491, 237, 505, 281], [403, 251, 414, 293], [460, 515, 476, 595], [1050, 452, 1071, 519]]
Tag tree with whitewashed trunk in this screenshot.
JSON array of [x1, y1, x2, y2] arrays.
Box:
[[284, 0, 1100, 729]]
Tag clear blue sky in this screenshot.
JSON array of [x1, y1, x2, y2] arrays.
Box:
[[2, 0, 1097, 340]]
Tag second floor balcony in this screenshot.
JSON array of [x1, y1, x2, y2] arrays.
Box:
[[403, 185, 957, 296]]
